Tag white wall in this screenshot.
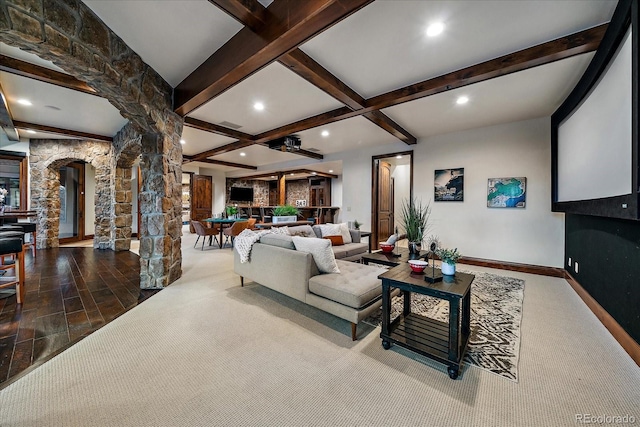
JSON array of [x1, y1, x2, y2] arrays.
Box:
[[392, 164, 410, 233], [331, 117, 564, 267], [414, 117, 563, 267]]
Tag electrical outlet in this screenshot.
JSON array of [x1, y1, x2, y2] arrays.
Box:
[[575, 261, 579, 273], [568, 257, 572, 266]]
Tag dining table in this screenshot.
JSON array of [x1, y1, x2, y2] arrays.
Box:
[[202, 218, 247, 249]]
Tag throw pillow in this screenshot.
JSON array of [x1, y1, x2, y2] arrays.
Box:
[[291, 236, 340, 274], [317, 223, 341, 238], [324, 235, 344, 246], [338, 223, 353, 244], [288, 224, 316, 237], [270, 226, 290, 235]]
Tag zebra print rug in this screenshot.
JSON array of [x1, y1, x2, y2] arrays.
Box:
[[364, 270, 525, 382]]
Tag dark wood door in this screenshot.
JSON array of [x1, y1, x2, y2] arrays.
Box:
[[377, 160, 393, 245], [190, 174, 212, 233]]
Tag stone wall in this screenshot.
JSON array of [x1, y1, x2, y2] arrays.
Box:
[[286, 180, 309, 206], [2, 0, 182, 288], [225, 179, 270, 206]]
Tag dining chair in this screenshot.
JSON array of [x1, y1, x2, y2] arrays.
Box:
[[247, 218, 257, 230], [222, 221, 250, 248], [191, 220, 219, 250]]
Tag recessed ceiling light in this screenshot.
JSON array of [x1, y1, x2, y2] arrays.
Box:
[[180, 139, 186, 144], [253, 102, 265, 111], [271, 175, 276, 178], [321, 130, 329, 137], [290, 173, 294, 176], [240, 152, 246, 157], [329, 170, 333, 173], [396, 155, 402, 159], [426, 22, 445, 37], [26, 130, 36, 134], [311, 172, 317, 175], [456, 96, 469, 105], [17, 99, 32, 106]]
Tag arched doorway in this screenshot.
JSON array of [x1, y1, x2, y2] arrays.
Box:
[[2, 0, 183, 288]]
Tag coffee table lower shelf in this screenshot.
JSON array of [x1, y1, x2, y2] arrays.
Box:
[[381, 313, 469, 379]]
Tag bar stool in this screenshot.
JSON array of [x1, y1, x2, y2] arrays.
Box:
[[0, 233, 25, 304], [0, 224, 35, 257]]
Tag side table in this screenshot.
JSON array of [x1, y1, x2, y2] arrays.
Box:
[[379, 265, 474, 379]]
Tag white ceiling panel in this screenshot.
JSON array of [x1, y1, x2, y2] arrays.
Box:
[[382, 53, 595, 139], [0, 43, 66, 73], [1, 72, 127, 137], [213, 144, 302, 167], [295, 115, 397, 155], [189, 62, 344, 135], [183, 161, 238, 173], [301, 0, 616, 98], [180, 126, 236, 157], [82, 0, 242, 87]]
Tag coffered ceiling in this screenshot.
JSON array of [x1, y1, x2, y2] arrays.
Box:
[[0, 0, 618, 178]]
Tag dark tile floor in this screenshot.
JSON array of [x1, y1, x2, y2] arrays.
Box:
[[0, 247, 160, 387]]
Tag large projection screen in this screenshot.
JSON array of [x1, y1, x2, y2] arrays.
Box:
[[557, 29, 632, 202]]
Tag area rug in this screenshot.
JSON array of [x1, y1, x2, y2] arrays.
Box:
[[364, 270, 525, 382]]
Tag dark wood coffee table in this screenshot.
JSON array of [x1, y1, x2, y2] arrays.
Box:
[[379, 265, 474, 379], [362, 247, 427, 267]]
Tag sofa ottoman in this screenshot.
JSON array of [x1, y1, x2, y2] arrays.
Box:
[[305, 260, 390, 340]]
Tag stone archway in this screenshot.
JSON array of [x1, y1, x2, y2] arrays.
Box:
[[29, 139, 112, 248], [1, 0, 183, 288]]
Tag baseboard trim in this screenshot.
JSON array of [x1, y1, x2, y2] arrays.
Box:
[[565, 272, 640, 367], [84, 234, 94, 240], [457, 256, 565, 277]]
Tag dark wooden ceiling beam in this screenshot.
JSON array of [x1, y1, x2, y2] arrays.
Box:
[[208, 0, 269, 32], [184, 116, 254, 140], [366, 23, 609, 111], [12, 121, 113, 142], [253, 106, 357, 144], [183, 155, 258, 170], [189, 139, 257, 161], [0, 81, 19, 141], [279, 49, 416, 145], [0, 54, 98, 96], [254, 24, 608, 141], [233, 168, 338, 180], [362, 111, 416, 144], [175, 0, 373, 116], [212, 2, 417, 145]]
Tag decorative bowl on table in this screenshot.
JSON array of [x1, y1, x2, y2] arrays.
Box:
[[408, 259, 428, 273], [379, 243, 395, 253]]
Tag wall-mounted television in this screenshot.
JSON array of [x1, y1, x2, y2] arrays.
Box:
[[551, 0, 638, 220], [229, 186, 253, 202]]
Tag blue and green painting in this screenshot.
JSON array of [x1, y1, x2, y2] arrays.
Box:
[[487, 177, 526, 208]]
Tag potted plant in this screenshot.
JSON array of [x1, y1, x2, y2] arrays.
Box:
[[353, 220, 361, 230], [225, 205, 238, 219], [272, 204, 300, 223], [400, 197, 431, 254], [435, 247, 461, 275]]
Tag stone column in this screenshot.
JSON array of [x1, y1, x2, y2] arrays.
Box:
[[113, 167, 133, 251], [138, 111, 183, 288]]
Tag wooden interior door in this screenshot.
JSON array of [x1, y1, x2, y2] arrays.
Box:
[[190, 174, 212, 232], [377, 160, 393, 245]]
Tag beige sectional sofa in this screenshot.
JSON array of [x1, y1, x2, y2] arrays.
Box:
[[287, 224, 369, 261], [233, 233, 390, 340]]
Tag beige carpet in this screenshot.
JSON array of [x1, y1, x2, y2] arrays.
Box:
[[1, 227, 639, 426]]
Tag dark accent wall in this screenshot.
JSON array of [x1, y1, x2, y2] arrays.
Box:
[[565, 214, 640, 342]]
